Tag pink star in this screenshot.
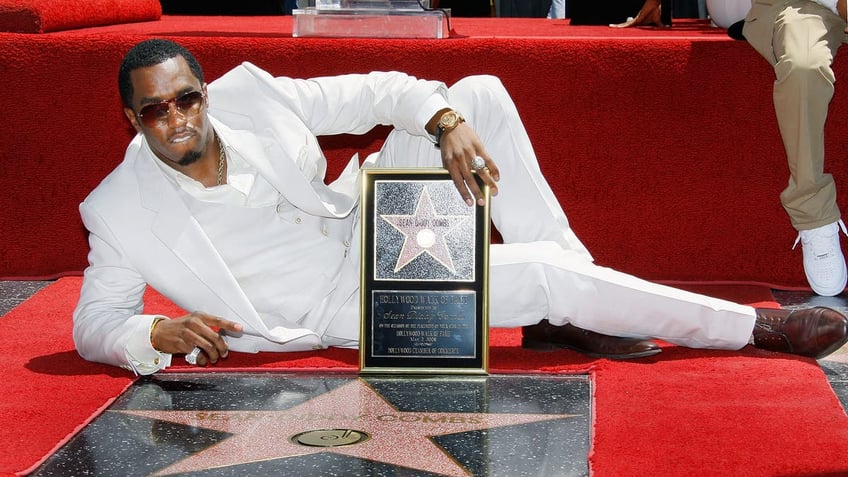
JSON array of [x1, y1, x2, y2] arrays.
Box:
[[380, 186, 470, 275], [116, 379, 575, 476]]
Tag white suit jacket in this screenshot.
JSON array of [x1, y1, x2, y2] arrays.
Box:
[[73, 63, 451, 373]]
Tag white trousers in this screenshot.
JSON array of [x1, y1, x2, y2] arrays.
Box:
[[323, 75, 756, 350]]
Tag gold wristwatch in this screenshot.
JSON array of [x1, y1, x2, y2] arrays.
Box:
[[434, 110, 465, 148]]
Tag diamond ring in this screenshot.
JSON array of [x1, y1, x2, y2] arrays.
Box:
[[185, 346, 202, 365], [470, 156, 486, 171]]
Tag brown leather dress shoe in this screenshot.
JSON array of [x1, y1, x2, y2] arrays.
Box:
[[522, 320, 661, 360], [752, 307, 848, 359]]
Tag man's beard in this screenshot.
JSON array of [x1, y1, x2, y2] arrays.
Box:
[[178, 149, 202, 167]]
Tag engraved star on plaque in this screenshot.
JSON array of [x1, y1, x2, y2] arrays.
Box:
[[380, 186, 470, 275], [373, 177, 476, 282]]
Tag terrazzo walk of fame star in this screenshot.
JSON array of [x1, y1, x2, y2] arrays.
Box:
[[31, 373, 590, 476]]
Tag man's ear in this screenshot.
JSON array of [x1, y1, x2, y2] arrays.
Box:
[[123, 107, 142, 133]]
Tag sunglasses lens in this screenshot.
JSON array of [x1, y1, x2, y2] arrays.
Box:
[[174, 91, 204, 113], [137, 91, 204, 127], [138, 103, 170, 127]]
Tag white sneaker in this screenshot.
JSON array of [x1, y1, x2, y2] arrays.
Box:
[[793, 220, 848, 296]]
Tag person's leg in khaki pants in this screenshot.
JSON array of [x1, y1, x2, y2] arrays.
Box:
[[744, 0, 848, 295]]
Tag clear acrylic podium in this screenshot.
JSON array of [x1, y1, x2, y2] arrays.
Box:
[[293, 0, 450, 39]]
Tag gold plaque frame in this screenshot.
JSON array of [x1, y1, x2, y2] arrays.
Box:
[[359, 168, 490, 374]]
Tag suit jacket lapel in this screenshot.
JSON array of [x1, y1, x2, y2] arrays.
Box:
[[212, 117, 358, 218], [133, 142, 271, 335]]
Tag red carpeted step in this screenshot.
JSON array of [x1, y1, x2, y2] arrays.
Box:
[[0, 0, 161, 33]]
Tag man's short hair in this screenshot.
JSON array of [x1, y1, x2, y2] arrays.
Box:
[[118, 39, 205, 108]]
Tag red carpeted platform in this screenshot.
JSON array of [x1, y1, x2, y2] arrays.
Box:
[[1, 15, 847, 287]]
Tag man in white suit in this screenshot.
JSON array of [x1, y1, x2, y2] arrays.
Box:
[[73, 39, 848, 375]]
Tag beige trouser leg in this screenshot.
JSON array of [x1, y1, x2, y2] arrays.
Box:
[[744, 0, 846, 230]]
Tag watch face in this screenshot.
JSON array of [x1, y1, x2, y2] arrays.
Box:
[[439, 111, 460, 128]]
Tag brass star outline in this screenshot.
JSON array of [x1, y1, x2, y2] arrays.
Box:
[[115, 378, 577, 476]]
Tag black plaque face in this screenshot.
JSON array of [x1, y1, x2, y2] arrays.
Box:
[[360, 169, 489, 374]]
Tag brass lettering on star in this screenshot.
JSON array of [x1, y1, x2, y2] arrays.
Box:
[[376, 414, 484, 424], [192, 412, 484, 424], [195, 412, 369, 422]]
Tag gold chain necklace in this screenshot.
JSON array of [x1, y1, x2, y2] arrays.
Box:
[[216, 135, 226, 186]]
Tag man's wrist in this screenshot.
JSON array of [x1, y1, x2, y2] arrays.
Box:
[[433, 110, 465, 148], [149, 316, 166, 352]]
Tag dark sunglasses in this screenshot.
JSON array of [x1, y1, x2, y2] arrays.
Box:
[[136, 91, 205, 127]]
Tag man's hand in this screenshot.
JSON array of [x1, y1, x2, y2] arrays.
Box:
[[150, 311, 243, 366], [437, 123, 500, 207]]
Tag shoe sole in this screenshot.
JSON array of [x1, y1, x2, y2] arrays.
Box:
[[807, 278, 847, 297], [521, 337, 662, 360]]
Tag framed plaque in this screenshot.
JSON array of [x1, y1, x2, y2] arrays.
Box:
[[359, 168, 490, 374]]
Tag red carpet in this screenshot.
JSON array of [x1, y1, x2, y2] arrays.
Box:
[[3, 17, 848, 288], [2, 277, 848, 476]]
